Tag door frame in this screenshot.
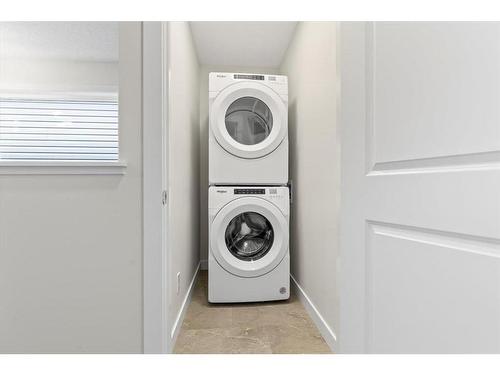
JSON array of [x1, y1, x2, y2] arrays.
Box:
[[142, 21, 170, 354], [338, 21, 365, 354]]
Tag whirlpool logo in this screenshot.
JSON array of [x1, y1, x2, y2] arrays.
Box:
[[216, 190, 227, 193]]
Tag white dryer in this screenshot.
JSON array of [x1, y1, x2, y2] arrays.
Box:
[[209, 72, 288, 185], [208, 186, 290, 303]]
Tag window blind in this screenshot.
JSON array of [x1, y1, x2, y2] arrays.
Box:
[[0, 97, 118, 161]]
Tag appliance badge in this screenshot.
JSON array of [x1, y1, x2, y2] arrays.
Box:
[[216, 190, 227, 194], [216, 74, 226, 78]]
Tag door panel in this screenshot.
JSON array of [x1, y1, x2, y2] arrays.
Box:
[[340, 22, 500, 353], [371, 23, 500, 164], [367, 222, 500, 353]]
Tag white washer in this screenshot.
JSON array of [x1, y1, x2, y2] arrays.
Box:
[[209, 72, 288, 185], [209, 186, 290, 303]]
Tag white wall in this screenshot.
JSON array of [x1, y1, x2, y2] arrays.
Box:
[[0, 23, 143, 353], [167, 22, 200, 342], [0, 59, 118, 95], [279, 22, 340, 349], [198, 64, 279, 266]]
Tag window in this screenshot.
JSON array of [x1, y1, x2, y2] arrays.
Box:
[[0, 97, 118, 161], [0, 22, 122, 173]]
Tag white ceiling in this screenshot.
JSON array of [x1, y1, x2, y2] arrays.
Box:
[[190, 22, 297, 68], [0, 22, 119, 62]]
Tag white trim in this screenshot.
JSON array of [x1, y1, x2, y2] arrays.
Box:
[[0, 160, 127, 175], [0, 90, 118, 101], [291, 274, 337, 353], [170, 263, 200, 350], [143, 21, 170, 354], [163, 22, 172, 354], [200, 259, 208, 270]]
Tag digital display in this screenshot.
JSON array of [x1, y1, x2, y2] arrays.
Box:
[[234, 188, 265, 195], [234, 74, 265, 81]]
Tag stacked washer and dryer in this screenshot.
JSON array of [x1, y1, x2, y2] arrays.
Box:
[[208, 72, 290, 303]]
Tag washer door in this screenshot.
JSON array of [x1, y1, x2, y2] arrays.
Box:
[[210, 197, 288, 278], [210, 82, 287, 159]]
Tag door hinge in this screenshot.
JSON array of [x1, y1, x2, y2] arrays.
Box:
[[162, 190, 168, 206], [288, 180, 293, 204]]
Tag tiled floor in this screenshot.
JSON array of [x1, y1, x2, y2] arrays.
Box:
[[174, 271, 331, 354]]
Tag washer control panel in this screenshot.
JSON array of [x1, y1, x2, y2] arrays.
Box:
[[234, 188, 265, 195]]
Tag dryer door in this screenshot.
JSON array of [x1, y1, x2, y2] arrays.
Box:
[[210, 197, 288, 278], [210, 81, 287, 159]]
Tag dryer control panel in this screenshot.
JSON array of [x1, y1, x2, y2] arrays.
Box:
[[209, 72, 288, 95], [234, 74, 264, 81]]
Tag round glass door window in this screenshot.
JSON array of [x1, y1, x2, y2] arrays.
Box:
[[225, 212, 274, 261], [225, 97, 273, 145]]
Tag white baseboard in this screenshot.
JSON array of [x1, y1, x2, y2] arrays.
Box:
[[200, 259, 208, 270], [169, 262, 200, 351], [290, 275, 337, 353]]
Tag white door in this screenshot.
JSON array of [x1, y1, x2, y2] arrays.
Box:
[[340, 22, 500, 353], [210, 82, 287, 158]]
